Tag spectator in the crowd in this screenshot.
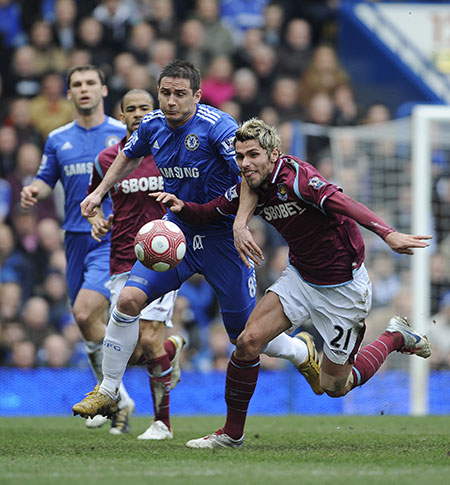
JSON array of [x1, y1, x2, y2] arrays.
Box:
[[362, 102, 391, 125], [0, 125, 18, 177], [76, 17, 111, 75], [30, 71, 74, 138], [93, 0, 134, 53], [298, 44, 349, 110], [40, 332, 73, 367], [369, 252, 401, 309], [51, 0, 78, 51], [177, 18, 210, 74], [261, 2, 284, 47], [191, 0, 235, 57], [430, 251, 450, 315], [333, 83, 360, 126], [200, 55, 235, 108], [125, 21, 155, 65], [220, 0, 268, 46], [270, 76, 304, 123], [21, 295, 53, 348], [232, 27, 263, 69], [148, 38, 176, 81], [258, 104, 279, 128], [0, 0, 27, 49], [277, 18, 313, 78], [207, 321, 232, 370], [231, 67, 262, 120], [42, 268, 72, 329], [36, 218, 64, 254], [28, 19, 68, 75], [429, 291, 450, 369], [66, 47, 92, 69], [0, 320, 26, 364], [433, 174, 450, 245], [147, 0, 179, 40], [249, 43, 277, 100], [303, 91, 335, 162], [3, 97, 44, 147], [6, 143, 56, 221], [3, 45, 42, 99], [107, 51, 138, 110], [0, 282, 22, 321], [0, 222, 15, 270], [9, 340, 36, 368], [218, 99, 242, 123]]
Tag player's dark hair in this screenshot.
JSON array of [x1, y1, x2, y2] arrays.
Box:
[[66, 64, 106, 86], [120, 89, 154, 112], [158, 59, 201, 93]]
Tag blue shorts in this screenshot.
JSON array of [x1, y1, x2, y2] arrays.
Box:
[[64, 232, 111, 305], [126, 230, 256, 339]]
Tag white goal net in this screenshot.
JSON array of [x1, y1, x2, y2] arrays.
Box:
[[326, 107, 450, 415]]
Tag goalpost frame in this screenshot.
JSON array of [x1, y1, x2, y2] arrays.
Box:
[[410, 104, 450, 415]]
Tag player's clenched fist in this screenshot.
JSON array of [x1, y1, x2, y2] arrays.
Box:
[[20, 185, 39, 209]]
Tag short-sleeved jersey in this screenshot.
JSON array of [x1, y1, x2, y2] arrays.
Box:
[[123, 104, 240, 235], [89, 137, 166, 275], [36, 117, 126, 232], [186, 156, 366, 287]]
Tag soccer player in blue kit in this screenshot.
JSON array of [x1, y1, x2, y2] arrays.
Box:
[[20, 65, 134, 432], [73, 60, 322, 425]]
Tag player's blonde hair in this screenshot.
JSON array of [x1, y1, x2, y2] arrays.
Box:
[[234, 118, 282, 156]]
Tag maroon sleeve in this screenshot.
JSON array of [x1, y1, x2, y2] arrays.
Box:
[[325, 191, 395, 239], [177, 189, 240, 225]]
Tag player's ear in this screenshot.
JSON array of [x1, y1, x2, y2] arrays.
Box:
[[66, 89, 72, 101], [271, 148, 279, 163], [101, 85, 108, 98], [194, 89, 202, 103]]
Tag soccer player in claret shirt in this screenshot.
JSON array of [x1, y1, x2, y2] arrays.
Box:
[[152, 118, 432, 448], [86, 89, 184, 440], [73, 60, 322, 422], [20, 64, 134, 433]]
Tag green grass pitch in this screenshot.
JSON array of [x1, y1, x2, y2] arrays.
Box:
[[1, 415, 449, 485]]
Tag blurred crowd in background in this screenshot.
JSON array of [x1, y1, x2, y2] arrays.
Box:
[[0, 0, 449, 373]]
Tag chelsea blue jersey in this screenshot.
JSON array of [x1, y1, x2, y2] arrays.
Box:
[[36, 116, 126, 232], [123, 104, 240, 234]]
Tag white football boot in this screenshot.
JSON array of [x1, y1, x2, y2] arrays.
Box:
[[137, 420, 173, 440], [186, 429, 244, 449], [386, 316, 431, 358]]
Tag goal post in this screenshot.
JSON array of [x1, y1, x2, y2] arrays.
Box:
[[324, 106, 450, 416], [411, 105, 450, 415]]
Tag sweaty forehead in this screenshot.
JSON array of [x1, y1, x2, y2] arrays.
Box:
[[159, 77, 192, 91]]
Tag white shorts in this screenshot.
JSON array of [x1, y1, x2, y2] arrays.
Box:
[[268, 264, 372, 365], [109, 272, 176, 327]]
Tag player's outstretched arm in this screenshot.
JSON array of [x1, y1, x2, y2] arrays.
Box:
[[385, 232, 432, 255], [233, 178, 263, 268], [150, 191, 185, 212], [20, 180, 53, 209], [81, 151, 143, 218]]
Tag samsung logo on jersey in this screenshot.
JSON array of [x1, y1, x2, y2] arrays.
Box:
[[64, 162, 93, 177], [262, 202, 305, 221], [159, 167, 200, 179], [121, 176, 164, 193]]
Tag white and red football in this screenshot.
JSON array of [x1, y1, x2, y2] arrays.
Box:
[[134, 219, 186, 271]]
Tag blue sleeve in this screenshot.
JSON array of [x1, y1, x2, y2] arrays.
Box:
[[123, 117, 152, 159], [209, 113, 240, 177], [35, 136, 60, 188]]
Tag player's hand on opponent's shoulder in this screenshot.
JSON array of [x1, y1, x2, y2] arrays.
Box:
[[150, 191, 184, 213], [90, 214, 114, 242], [385, 231, 432, 255], [233, 222, 264, 268], [20, 185, 39, 209], [81, 192, 102, 218]]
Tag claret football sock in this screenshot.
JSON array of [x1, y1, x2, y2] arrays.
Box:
[[147, 353, 172, 429], [351, 331, 402, 387], [223, 353, 260, 440]]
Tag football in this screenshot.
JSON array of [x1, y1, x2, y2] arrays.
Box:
[[134, 219, 186, 271]]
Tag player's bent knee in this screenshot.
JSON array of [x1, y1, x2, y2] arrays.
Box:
[[236, 331, 263, 359], [320, 372, 351, 398], [117, 288, 146, 316]]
